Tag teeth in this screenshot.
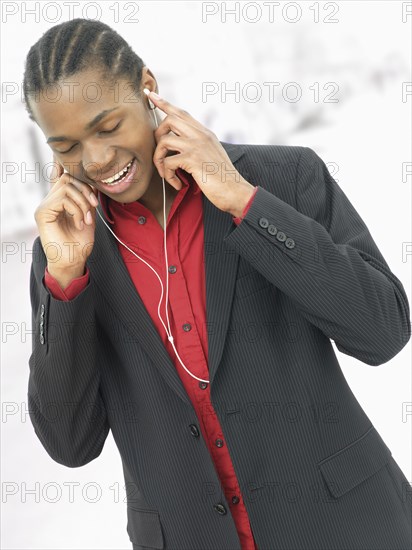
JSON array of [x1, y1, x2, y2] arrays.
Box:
[[102, 159, 133, 184]]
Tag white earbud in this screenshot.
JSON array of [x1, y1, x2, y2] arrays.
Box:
[[143, 87, 156, 110], [94, 87, 210, 384]]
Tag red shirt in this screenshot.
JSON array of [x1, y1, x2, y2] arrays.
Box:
[[44, 168, 259, 550]]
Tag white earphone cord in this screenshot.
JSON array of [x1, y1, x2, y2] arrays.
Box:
[[95, 103, 210, 384]]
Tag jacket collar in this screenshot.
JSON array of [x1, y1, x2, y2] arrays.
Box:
[[97, 167, 201, 224], [89, 141, 246, 407]]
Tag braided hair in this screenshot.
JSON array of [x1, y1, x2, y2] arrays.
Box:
[[23, 18, 146, 122]]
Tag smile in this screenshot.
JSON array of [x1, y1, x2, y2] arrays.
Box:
[[96, 157, 138, 194], [100, 158, 134, 185]]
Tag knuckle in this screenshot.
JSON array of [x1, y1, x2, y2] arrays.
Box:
[[67, 186, 86, 209]]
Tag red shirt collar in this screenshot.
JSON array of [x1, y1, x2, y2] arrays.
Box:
[[97, 167, 200, 224]]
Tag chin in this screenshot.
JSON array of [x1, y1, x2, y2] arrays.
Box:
[[117, 179, 148, 203]]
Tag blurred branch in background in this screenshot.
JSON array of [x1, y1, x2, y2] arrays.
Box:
[[1, 4, 410, 550], [1, 4, 409, 240]]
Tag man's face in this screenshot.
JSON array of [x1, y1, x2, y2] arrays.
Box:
[[29, 67, 160, 203]]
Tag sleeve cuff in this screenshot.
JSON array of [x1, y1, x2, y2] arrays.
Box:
[[44, 265, 90, 301], [232, 186, 258, 225]]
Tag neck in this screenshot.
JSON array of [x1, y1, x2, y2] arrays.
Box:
[[138, 169, 179, 216]]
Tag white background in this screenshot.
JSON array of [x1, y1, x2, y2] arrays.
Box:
[[1, 1, 411, 549]]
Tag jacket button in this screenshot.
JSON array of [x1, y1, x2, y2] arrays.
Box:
[[267, 224, 277, 235], [189, 424, 199, 438], [199, 382, 208, 390], [285, 238, 295, 249], [168, 265, 177, 274], [276, 231, 286, 242], [138, 215, 146, 224], [258, 217, 269, 228], [213, 503, 227, 515], [182, 323, 192, 332], [231, 495, 240, 504], [215, 438, 224, 448]]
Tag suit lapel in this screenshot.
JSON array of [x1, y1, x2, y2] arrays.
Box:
[[202, 143, 247, 390], [89, 142, 246, 406]]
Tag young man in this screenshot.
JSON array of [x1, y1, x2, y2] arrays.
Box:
[[25, 18, 411, 550]]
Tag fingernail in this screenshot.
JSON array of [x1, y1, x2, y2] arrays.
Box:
[[86, 210, 93, 224], [151, 91, 160, 99], [90, 192, 98, 205]]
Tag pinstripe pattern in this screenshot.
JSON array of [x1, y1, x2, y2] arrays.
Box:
[[28, 143, 412, 549]]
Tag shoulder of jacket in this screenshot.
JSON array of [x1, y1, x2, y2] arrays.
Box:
[[220, 140, 312, 167]]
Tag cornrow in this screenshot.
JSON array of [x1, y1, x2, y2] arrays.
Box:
[[23, 18, 145, 122]]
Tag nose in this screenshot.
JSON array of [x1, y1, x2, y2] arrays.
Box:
[[82, 149, 118, 181]]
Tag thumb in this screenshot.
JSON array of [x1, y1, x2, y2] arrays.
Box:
[[50, 153, 64, 186]]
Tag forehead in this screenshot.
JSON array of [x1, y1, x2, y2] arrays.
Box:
[[30, 68, 141, 134]]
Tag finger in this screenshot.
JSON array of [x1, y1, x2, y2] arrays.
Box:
[[147, 92, 200, 127], [59, 184, 95, 225], [146, 91, 183, 118], [162, 152, 187, 191], [66, 174, 99, 206], [153, 135, 184, 177], [61, 196, 86, 231], [154, 114, 201, 144], [52, 173, 99, 209]]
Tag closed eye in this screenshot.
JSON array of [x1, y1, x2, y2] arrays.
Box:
[[56, 121, 122, 154], [99, 121, 122, 134]]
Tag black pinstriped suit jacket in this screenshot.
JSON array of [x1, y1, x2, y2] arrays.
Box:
[[28, 142, 412, 549]]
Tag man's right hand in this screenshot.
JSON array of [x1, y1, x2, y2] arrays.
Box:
[[34, 154, 99, 277]]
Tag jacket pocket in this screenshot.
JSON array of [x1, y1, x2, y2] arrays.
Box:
[[317, 425, 392, 499], [127, 506, 164, 549]]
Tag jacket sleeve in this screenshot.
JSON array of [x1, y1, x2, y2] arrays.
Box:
[[27, 235, 110, 467], [232, 186, 259, 226], [224, 146, 411, 366], [44, 265, 90, 301]]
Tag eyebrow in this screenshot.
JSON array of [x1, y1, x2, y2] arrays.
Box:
[[46, 107, 120, 143]]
